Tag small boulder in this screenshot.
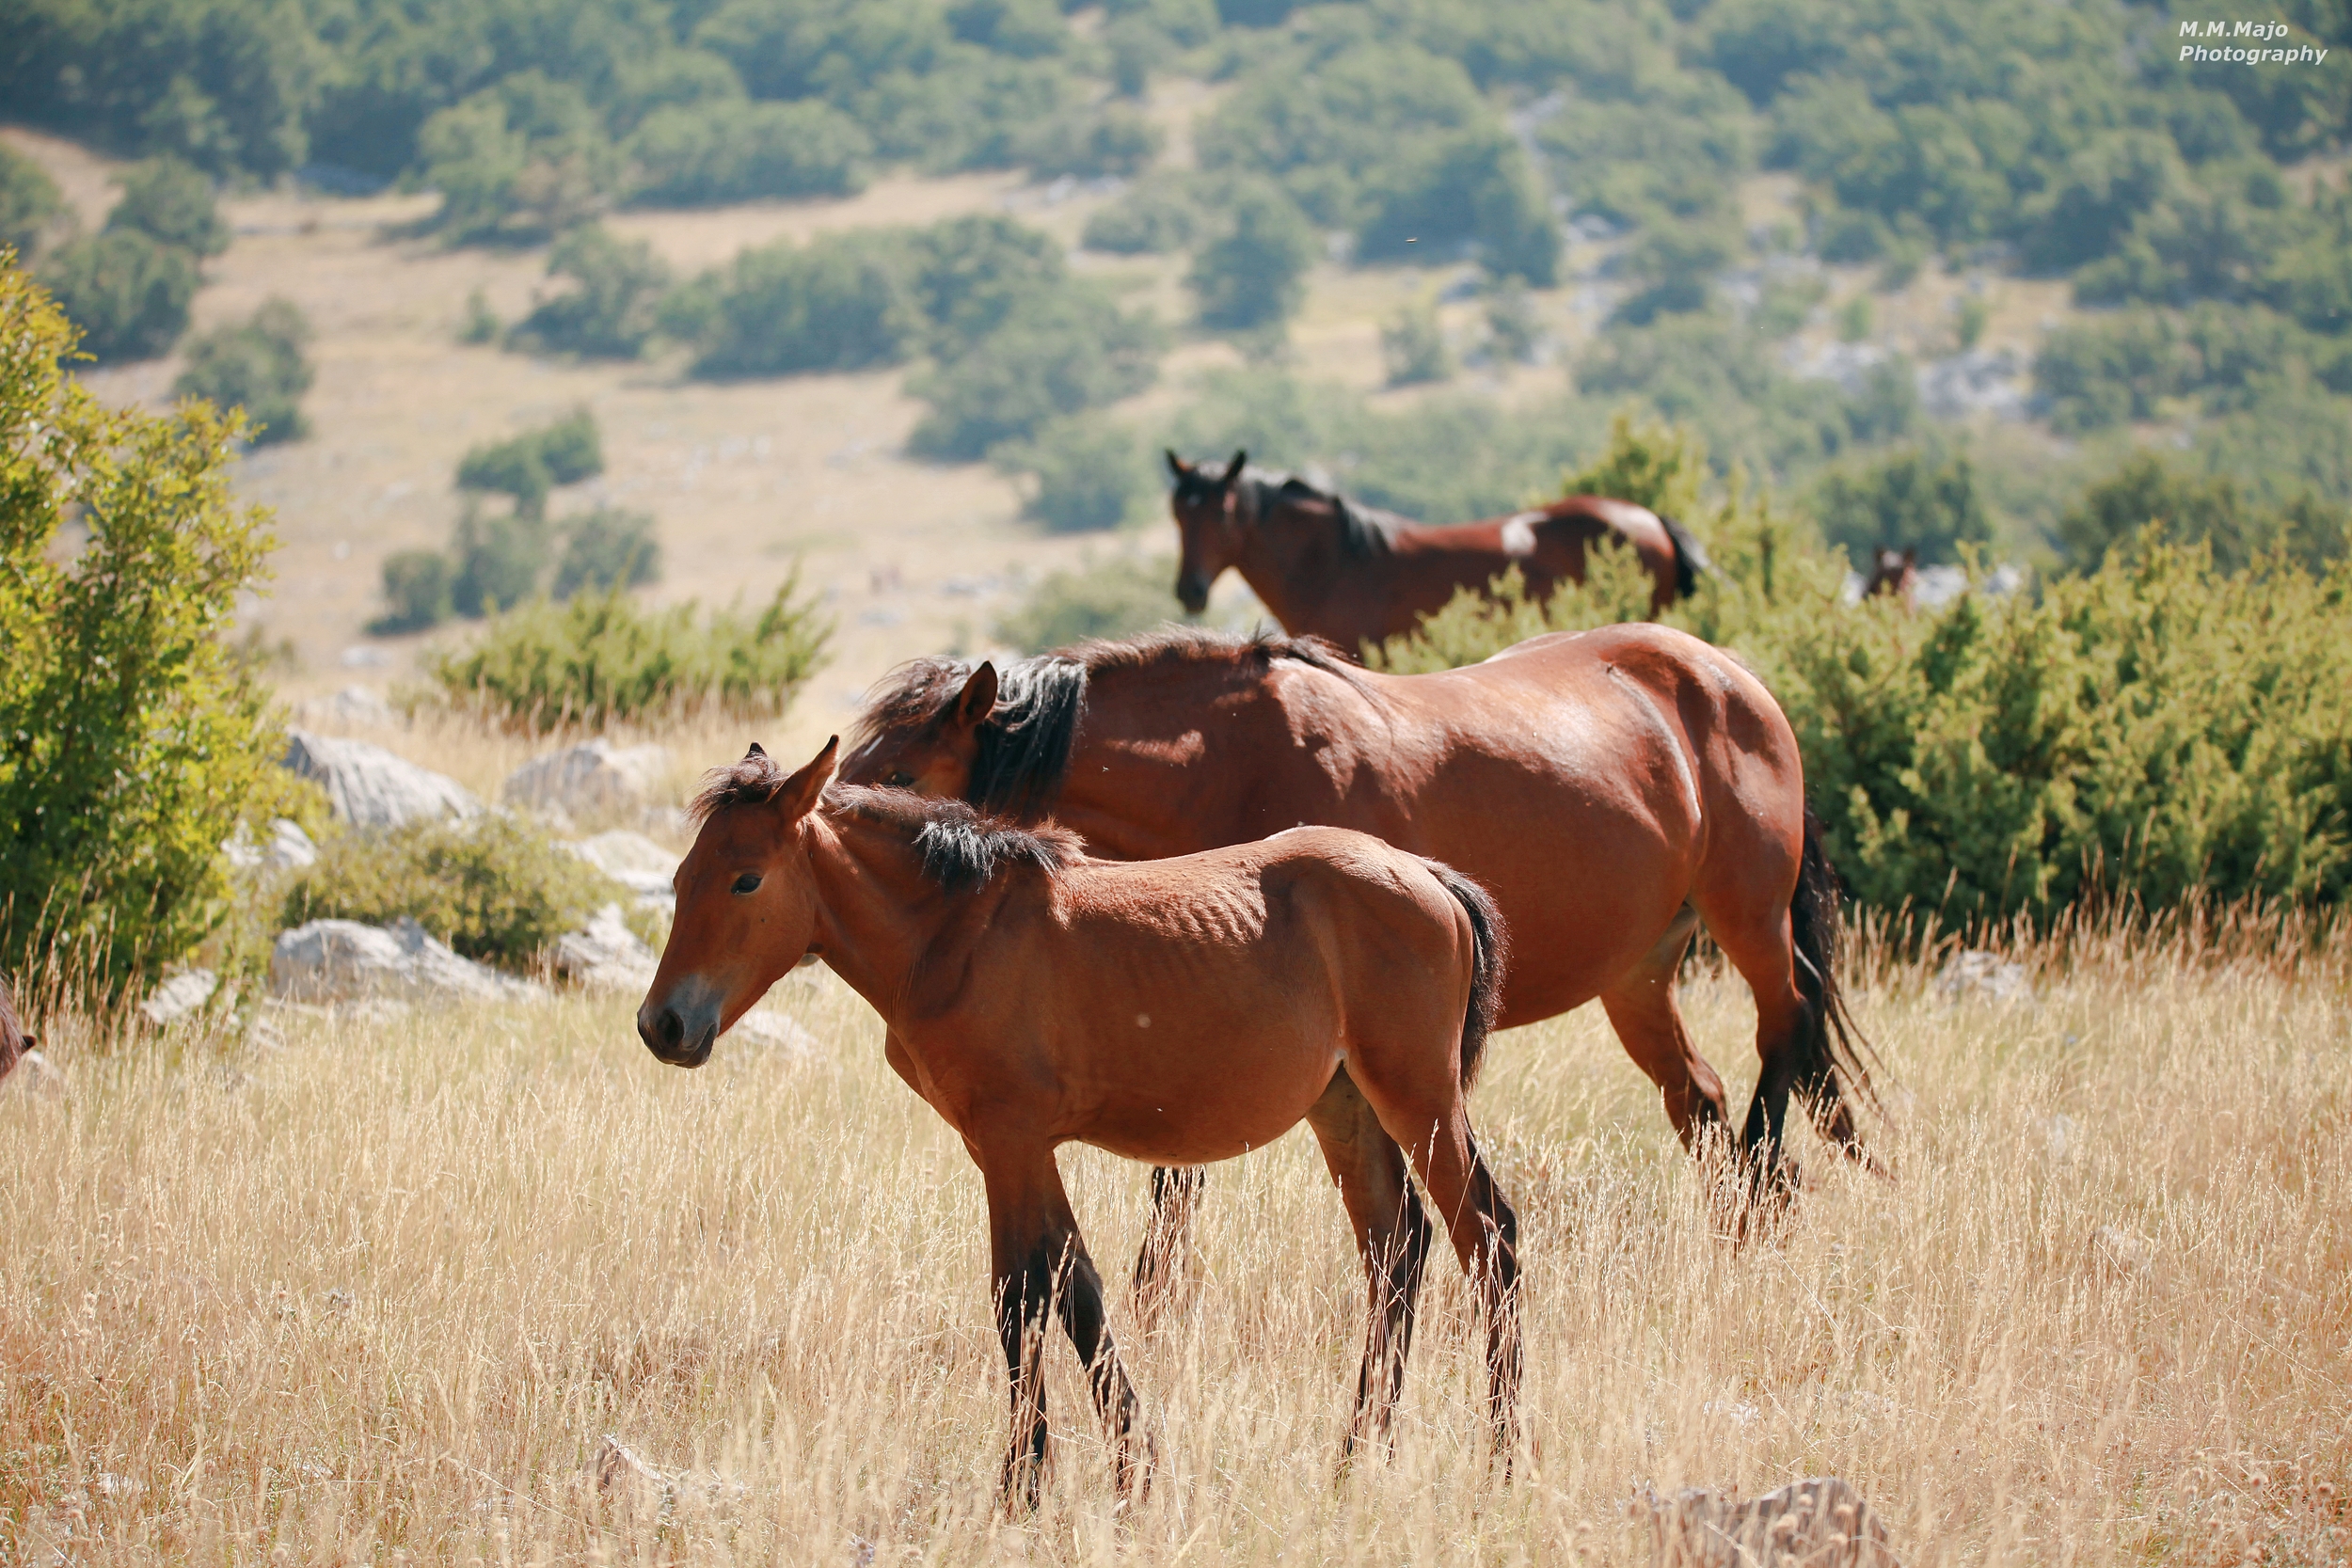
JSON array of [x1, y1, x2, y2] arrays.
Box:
[[223, 817, 319, 872], [566, 830, 680, 910], [554, 905, 658, 993], [730, 1010, 821, 1058], [300, 685, 397, 727], [1641, 1476, 1895, 1567], [270, 917, 542, 1005], [140, 969, 219, 1026], [504, 739, 673, 817], [1934, 949, 2032, 1006], [282, 730, 479, 830]]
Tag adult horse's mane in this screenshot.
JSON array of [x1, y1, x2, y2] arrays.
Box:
[[689, 752, 1080, 894], [853, 628, 1362, 817], [1170, 461, 1399, 562]]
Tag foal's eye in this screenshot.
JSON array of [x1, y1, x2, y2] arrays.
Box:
[[884, 770, 915, 788], [731, 873, 763, 895]]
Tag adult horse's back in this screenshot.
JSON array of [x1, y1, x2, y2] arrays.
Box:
[[845, 625, 1881, 1194], [1166, 451, 1710, 654]]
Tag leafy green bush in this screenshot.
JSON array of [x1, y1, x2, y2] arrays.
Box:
[[908, 285, 1164, 460], [507, 225, 670, 357], [1013, 104, 1164, 178], [2056, 454, 2348, 577], [1, 261, 282, 990], [1356, 125, 1559, 284], [281, 816, 626, 973], [451, 507, 550, 618], [1380, 300, 1452, 387], [1809, 448, 1992, 569], [1, 149, 69, 260], [416, 74, 622, 245], [457, 409, 604, 515], [172, 297, 314, 444], [426, 576, 831, 733], [105, 158, 229, 257], [993, 415, 1152, 533], [1082, 177, 1203, 254], [551, 508, 661, 598], [37, 230, 199, 362], [627, 99, 872, 205], [373, 550, 455, 635], [1187, 177, 1317, 331], [993, 556, 1180, 653], [1371, 416, 2352, 924], [678, 229, 921, 378]]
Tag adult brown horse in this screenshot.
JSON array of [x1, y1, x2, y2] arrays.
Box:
[[638, 738, 1523, 1508], [843, 625, 1883, 1288], [1166, 450, 1712, 653]]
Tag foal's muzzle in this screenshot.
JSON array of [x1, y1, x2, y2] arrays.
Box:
[[637, 999, 717, 1068]]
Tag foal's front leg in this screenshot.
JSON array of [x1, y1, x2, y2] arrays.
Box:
[[981, 1148, 1151, 1512]]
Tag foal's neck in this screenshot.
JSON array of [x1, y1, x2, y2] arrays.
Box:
[[803, 813, 996, 1021]]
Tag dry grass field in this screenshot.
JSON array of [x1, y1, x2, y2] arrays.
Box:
[[5, 881, 2346, 1564]]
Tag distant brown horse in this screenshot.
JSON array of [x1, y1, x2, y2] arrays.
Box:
[[1862, 547, 1919, 605], [845, 626, 1882, 1290], [638, 738, 1523, 1507], [1166, 450, 1711, 654]]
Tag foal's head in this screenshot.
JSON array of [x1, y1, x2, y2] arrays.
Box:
[[1166, 448, 1248, 614], [637, 737, 836, 1068]]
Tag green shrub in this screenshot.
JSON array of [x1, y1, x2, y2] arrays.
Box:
[[1187, 177, 1317, 331], [1483, 278, 1542, 364], [457, 409, 603, 515], [627, 99, 871, 205], [1370, 416, 2352, 924], [373, 550, 455, 635], [426, 576, 831, 733], [280, 816, 627, 973], [2057, 454, 2348, 577], [908, 285, 1164, 460], [451, 507, 551, 618], [994, 556, 1181, 653], [104, 158, 229, 257], [416, 75, 622, 245], [1355, 126, 1559, 284], [1809, 447, 1993, 568], [1, 261, 282, 990], [38, 230, 199, 362], [1380, 300, 1452, 387], [905, 214, 1067, 356], [1013, 105, 1164, 178], [551, 508, 661, 598], [681, 229, 922, 378], [508, 225, 670, 358], [1, 149, 69, 259], [172, 297, 314, 444], [993, 415, 1152, 533], [1082, 177, 1203, 255]]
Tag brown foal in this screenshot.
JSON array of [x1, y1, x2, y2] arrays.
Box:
[[637, 738, 1522, 1508]]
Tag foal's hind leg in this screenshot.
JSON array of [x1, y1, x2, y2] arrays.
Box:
[[1303, 1068, 1435, 1460], [980, 1148, 1150, 1511], [1599, 905, 1733, 1152], [1130, 1164, 1205, 1327]]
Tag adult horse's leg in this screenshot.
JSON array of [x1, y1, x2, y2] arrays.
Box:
[[1597, 904, 1734, 1152], [1130, 1164, 1205, 1325], [1302, 1069, 1434, 1460], [981, 1148, 1150, 1511]]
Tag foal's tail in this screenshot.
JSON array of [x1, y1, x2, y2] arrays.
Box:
[[1424, 861, 1509, 1090], [1658, 514, 1713, 600], [1789, 809, 1890, 1170]]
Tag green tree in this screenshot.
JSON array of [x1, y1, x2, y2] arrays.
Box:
[[1, 261, 281, 990], [1380, 300, 1452, 386], [2055, 453, 2346, 575], [372, 549, 455, 634], [508, 225, 670, 358], [173, 297, 315, 444], [1, 149, 69, 260], [908, 287, 1164, 460], [1810, 448, 1993, 568], [105, 158, 229, 257], [37, 230, 199, 363], [682, 229, 922, 377], [456, 409, 603, 515], [993, 415, 1152, 533], [1188, 178, 1318, 331], [552, 508, 661, 598], [993, 556, 1180, 652]]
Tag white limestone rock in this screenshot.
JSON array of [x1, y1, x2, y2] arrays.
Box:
[[566, 829, 681, 910], [554, 904, 659, 992], [504, 739, 673, 817], [140, 969, 219, 1025], [282, 730, 479, 829], [269, 917, 542, 1005]]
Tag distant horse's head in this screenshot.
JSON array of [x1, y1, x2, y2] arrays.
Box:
[[637, 736, 837, 1068], [1166, 448, 1248, 614], [839, 660, 998, 801], [1864, 546, 1919, 605]]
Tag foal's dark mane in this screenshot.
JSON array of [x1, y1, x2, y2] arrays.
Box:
[[853, 628, 1363, 818], [1170, 461, 1399, 562]]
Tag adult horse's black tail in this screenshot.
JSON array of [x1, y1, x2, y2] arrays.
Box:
[[1788, 809, 1889, 1172], [1426, 862, 1509, 1089], [1658, 515, 1713, 600]]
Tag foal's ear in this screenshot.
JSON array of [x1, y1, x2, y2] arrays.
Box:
[[746, 741, 767, 758], [1164, 448, 1187, 479], [1221, 449, 1248, 485], [777, 736, 838, 820], [954, 662, 999, 729]]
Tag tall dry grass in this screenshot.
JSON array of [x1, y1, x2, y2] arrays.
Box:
[[3, 913, 2346, 1564]]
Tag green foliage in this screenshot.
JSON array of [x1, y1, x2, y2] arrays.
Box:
[[1614, 220, 1739, 325], [508, 225, 671, 358], [1483, 277, 1543, 364], [2056, 454, 2348, 576], [172, 297, 315, 445], [1357, 125, 1561, 283], [677, 228, 923, 377], [1, 149, 70, 260], [0, 261, 281, 990], [992, 415, 1152, 533], [36, 230, 199, 363], [373, 550, 455, 635], [1810, 448, 1993, 568], [426, 575, 830, 733], [280, 816, 627, 973], [2034, 302, 2352, 437], [1380, 299, 1452, 387], [551, 508, 662, 598], [416, 74, 623, 245], [1082, 176, 1204, 255], [993, 556, 1179, 653], [456, 409, 604, 515], [627, 98, 872, 205], [460, 288, 501, 344], [1013, 104, 1165, 178], [908, 285, 1165, 460], [451, 506, 551, 618], [1187, 177, 1318, 331], [1369, 416, 2352, 924], [105, 158, 228, 257]]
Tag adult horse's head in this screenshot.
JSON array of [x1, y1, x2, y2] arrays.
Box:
[[637, 736, 837, 1068], [1166, 448, 1248, 614], [839, 659, 1000, 801]]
